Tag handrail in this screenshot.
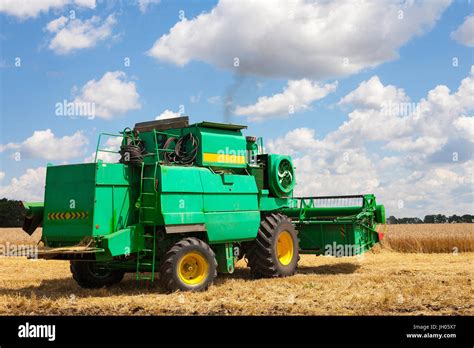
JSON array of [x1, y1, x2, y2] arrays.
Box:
[[94, 133, 126, 163]]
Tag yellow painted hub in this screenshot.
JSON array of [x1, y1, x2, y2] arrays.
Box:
[[177, 252, 209, 286], [276, 231, 294, 266]]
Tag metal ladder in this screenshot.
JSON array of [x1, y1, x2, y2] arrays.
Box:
[[138, 161, 159, 224], [136, 131, 161, 283], [135, 230, 157, 283]]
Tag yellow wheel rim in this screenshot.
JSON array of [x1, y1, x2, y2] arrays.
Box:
[[177, 252, 209, 286], [277, 231, 294, 266]]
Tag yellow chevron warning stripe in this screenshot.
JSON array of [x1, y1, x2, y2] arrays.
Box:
[[48, 211, 89, 220]]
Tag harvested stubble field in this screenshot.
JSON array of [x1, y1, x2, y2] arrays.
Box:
[[0, 224, 472, 316]]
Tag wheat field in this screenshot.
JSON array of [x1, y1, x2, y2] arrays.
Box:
[[0, 225, 472, 315]]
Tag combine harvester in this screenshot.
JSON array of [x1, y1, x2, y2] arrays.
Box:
[[23, 117, 385, 292]]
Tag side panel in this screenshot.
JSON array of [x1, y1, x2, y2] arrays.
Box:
[[93, 163, 132, 236], [42, 164, 95, 244], [200, 170, 260, 243], [159, 165, 261, 243], [298, 222, 378, 256], [159, 166, 205, 225], [204, 211, 260, 243]]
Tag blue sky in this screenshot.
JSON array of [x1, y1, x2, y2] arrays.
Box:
[[0, 0, 473, 217]]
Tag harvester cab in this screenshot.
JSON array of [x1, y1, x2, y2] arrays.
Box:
[[22, 116, 385, 292]]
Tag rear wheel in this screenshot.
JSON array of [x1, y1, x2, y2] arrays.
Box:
[[247, 213, 299, 278], [70, 261, 124, 289], [160, 237, 217, 292]]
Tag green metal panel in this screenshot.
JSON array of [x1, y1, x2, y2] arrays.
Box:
[[199, 171, 258, 211], [96, 162, 130, 185], [42, 164, 95, 244], [97, 226, 142, 259], [204, 211, 261, 243], [159, 165, 204, 225], [259, 192, 292, 211], [195, 127, 247, 168], [158, 165, 260, 241], [42, 162, 133, 246], [93, 163, 133, 236], [297, 222, 378, 256]]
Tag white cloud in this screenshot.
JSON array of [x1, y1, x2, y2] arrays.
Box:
[[0, 167, 46, 201], [0, 0, 95, 19], [339, 76, 409, 109], [267, 67, 474, 217], [138, 0, 160, 13], [234, 79, 337, 120], [0, 129, 88, 160], [73, 71, 141, 119], [155, 109, 181, 120], [147, 0, 451, 79], [84, 136, 122, 163], [451, 15, 474, 47], [0, 172, 5, 182], [46, 14, 117, 55], [74, 0, 96, 8], [453, 116, 474, 141], [327, 67, 474, 154]]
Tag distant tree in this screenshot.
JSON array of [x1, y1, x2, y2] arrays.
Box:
[[0, 198, 26, 227], [424, 215, 435, 223], [434, 214, 447, 224], [397, 217, 423, 224], [448, 215, 463, 223], [461, 214, 474, 223], [387, 216, 398, 224]]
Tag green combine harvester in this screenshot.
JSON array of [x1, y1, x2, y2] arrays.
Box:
[[22, 117, 385, 292]]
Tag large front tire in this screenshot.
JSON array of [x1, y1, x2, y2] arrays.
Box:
[[70, 261, 124, 289], [247, 213, 299, 278], [160, 237, 217, 292]]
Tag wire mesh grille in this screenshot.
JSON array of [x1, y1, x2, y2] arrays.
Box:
[[296, 195, 364, 208]]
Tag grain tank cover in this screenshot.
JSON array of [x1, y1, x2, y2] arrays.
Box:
[[193, 122, 248, 168], [134, 116, 189, 132], [194, 121, 247, 131]]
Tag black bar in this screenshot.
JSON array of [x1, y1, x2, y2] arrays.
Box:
[[0, 316, 472, 346]]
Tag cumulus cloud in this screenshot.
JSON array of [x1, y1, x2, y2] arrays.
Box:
[[0, 167, 46, 201], [453, 116, 474, 141], [73, 71, 141, 119], [0, 0, 95, 19], [0, 129, 88, 160], [451, 15, 474, 47], [148, 0, 451, 79], [267, 67, 474, 217], [155, 109, 181, 120], [234, 79, 337, 121], [339, 76, 409, 109], [46, 14, 117, 55]]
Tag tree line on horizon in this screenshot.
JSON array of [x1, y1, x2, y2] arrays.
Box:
[[0, 198, 472, 227], [387, 214, 473, 224]]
